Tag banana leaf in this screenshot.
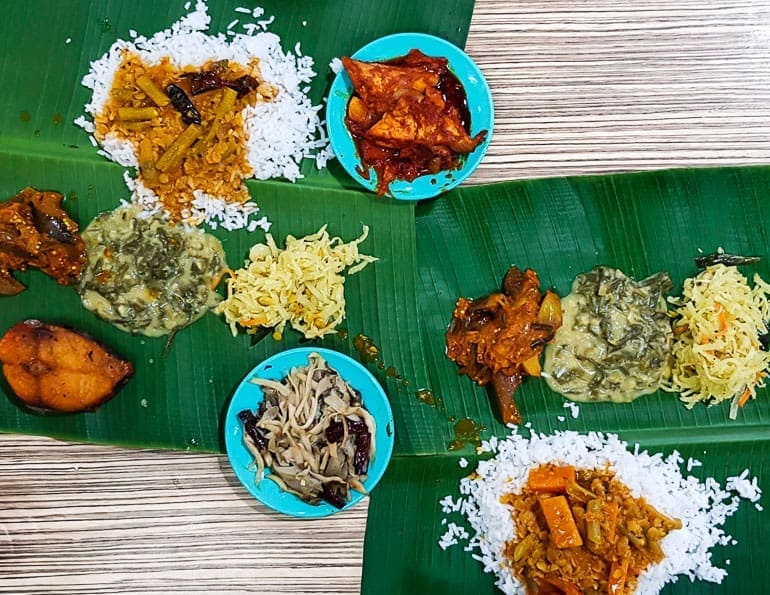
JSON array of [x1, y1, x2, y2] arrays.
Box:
[[361, 166, 770, 593], [411, 166, 770, 453], [363, 440, 768, 594], [1, 2, 768, 592], [0, 0, 476, 190], [0, 152, 431, 452], [0, 0, 476, 451]]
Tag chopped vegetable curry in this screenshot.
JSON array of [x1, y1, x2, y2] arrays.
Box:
[[502, 465, 682, 595], [95, 52, 277, 221]]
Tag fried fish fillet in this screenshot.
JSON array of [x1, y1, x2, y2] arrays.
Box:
[[0, 320, 134, 412]]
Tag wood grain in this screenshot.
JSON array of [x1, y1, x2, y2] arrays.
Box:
[[0, 434, 367, 594], [3, 1, 770, 593], [466, 0, 770, 183]]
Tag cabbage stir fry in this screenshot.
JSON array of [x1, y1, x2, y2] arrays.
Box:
[[238, 353, 375, 508]]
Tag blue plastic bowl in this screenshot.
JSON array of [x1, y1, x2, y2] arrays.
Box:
[[327, 32, 494, 200], [224, 347, 394, 518]]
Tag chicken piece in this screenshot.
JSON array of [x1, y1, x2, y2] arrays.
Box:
[[447, 269, 547, 378], [367, 89, 485, 154], [491, 372, 524, 425], [445, 267, 562, 424], [342, 56, 440, 116], [0, 320, 134, 413], [395, 49, 450, 72], [0, 187, 86, 295]]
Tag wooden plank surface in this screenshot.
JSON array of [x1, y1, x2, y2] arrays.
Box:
[[467, 0, 770, 183], [0, 435, 367, 594], [3, 1, 770, 593]]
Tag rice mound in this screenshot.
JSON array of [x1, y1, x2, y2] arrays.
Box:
[[438, 428, 762, 594], [76, 1, 329, 231]]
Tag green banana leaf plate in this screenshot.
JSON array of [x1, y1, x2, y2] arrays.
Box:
[[0, 0, 475, 452], [364, 167, 770, 593], [0, 2, 768, 594]]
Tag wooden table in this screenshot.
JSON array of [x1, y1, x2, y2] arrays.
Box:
[[3, 1, 770, 593]]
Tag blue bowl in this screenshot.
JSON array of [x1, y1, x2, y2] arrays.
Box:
[[224, 347, 394, 518], [327, 32, 494, 200]]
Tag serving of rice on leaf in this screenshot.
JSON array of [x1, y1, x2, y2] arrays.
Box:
[[76, 1, 330, 231], [438, 428, 762, 594]]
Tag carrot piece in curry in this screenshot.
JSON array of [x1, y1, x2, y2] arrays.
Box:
[[527, 465, 576, 494], [540, 495, 583, 549]]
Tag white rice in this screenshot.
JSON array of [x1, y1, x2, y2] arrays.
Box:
[[438, 522, 471, 550], [329, 57, 343, 74], [257, 15, 275, 30], [77, 1, 330, 231], [122, 172, 162, 216], [725, 470, 763, 503], [438, 428, 762, 594], [563, 400, 580, 418]]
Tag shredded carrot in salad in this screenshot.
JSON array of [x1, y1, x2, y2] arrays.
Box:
[[663, 263, 770, 418]]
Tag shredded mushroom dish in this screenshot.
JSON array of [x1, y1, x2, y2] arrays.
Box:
[[238, 352, 375, 508]]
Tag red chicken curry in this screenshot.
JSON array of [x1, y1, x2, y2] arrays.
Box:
[[342, 49, 487, 195]]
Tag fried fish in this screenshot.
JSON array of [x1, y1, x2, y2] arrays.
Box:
[[0, 320, 134, 413]]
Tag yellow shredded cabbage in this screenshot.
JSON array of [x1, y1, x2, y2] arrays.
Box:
[[663, 263, 770, 418], [216, 225, 377, 339]]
